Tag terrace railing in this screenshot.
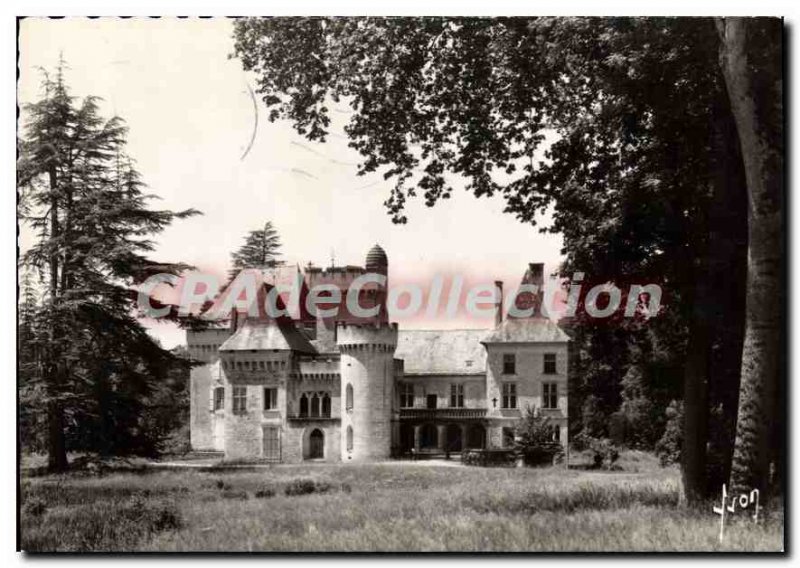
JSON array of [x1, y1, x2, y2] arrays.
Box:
[[398, 408, 487, 420]]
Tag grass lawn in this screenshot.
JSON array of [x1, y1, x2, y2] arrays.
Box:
[[19, 452, 783, 552]]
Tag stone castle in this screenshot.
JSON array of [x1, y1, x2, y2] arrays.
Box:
[[188, 245, 569, 462]]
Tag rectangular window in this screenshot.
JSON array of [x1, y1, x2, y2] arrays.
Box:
[[426, 394, 438, 409], [542, 382, 558, 409], [450, 384, 464, 408], [544, 353, 557, 374], [213, 387, 225, 411], [503, 353, 516, 375], [400, 383, 414, 408], [502, 383, 517, 409], [233, 386, 247, 415], [264, 387, 277, 411], [263, 427, 280, 461]]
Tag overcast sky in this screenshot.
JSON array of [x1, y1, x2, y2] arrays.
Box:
[[18, 17, 564, 347]]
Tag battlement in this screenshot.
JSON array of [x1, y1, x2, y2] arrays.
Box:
[[304, 265, 367, 289]]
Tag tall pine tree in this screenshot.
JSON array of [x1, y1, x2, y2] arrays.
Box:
[[18, 62, 200, 469], [228, 221, 283, 280]]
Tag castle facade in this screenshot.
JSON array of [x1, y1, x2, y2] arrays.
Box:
[[188, 245, 569, 462]]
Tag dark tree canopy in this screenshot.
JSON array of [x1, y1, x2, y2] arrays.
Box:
[[232, 16, 783, 501], [18, 64, 200, 465]]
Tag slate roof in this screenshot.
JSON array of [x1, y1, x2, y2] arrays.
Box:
[[220, 320, 317, 354], [395, 329, 489, 375], [482, 317, 570, 344]]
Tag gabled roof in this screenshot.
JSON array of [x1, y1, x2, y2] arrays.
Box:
[[219, 319, 317, 354], [482, 317, 570, 344], [396, 329, 488, 375]]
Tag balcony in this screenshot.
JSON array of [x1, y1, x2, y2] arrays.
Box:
[[287, 413, 339, 422], [399, 408, 487, 421]]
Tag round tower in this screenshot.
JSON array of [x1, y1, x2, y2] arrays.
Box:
[[338, 321, 398, 462]]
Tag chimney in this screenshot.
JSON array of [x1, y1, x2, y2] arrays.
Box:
[[494, 280, 504, 328], [528, 263, 544, 288], [528, 263, 545, 316]]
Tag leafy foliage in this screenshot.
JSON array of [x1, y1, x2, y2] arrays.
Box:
[[655, 400, 683, 467], [514, 406, 564, 466], [231, 17, 763, 499]]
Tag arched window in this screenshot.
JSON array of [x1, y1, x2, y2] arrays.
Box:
[[345, 384, 353, 412], [299, 393, 309, 417], [322, 393, 331, 417], [311, 393, 320, 417], [346, 426, 353, 452]]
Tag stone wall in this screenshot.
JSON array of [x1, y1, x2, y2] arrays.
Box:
[[400, 374, 486, 409], [189, 363, 214, 450], [484, 342, 569, 449]]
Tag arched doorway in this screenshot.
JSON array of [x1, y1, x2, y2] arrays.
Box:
[[466, 425, 485, 449], [420, 423, 437, 449], [446, 424, 463, 452], [309, 428, 324, 459]]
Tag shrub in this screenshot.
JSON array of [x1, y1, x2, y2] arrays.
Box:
[[22, 497, 47, 518], [313, 481, 334, 494], [574, 433, 620, 469], [220, 488, 249, 500], [284, 478, 317, 496], [254, 487, 276, 499], [655, 400, 683, 467], [515, 406, 564, 466], [283, 478, 336, 496]]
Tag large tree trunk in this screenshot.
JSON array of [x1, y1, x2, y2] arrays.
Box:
[[47, 393, 68, 472], [46, 166, 69, 472], [705, 90, 748, 494], [681, 301, 710, 504], [717, 17, 783, 494]]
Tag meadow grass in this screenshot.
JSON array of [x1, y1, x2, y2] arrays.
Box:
[[19, 454, 783, 552]]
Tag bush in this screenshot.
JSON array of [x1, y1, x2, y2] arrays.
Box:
[[22, 497, 47, 518], [284, 478, 317, 496], [655, 400, 683, 467], [220, 488, 249, 500], [515, 406, 564, 466], [283, 478, 337, 496], [574, 433, 620, 469], [254, 487, 276, 499]]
